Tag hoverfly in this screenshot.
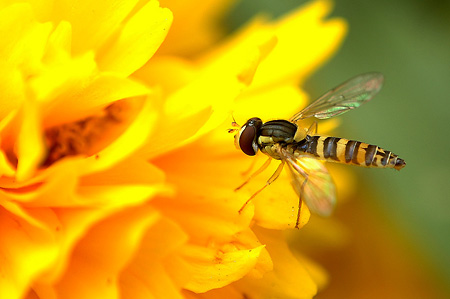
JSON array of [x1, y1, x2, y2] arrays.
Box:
[[230, 73, 405, 228]]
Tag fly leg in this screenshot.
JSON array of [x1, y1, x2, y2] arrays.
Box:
[[239, 154, 259, 178], [238, 160, 285, 214], [235, 157, 272, 191], [295, 174, 309, 229], [240, 156, 257, 177], [284, 155, 310, 229]]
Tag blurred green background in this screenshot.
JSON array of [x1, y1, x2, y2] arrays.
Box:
[[226, 0, 450, 297]]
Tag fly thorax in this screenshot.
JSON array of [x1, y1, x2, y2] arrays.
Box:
[[259, 120, 297, 143]]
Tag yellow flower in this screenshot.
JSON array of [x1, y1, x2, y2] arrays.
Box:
[[0, 0, 346, 298]]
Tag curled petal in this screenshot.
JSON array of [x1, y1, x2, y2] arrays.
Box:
[[183, 245, 266, 293]]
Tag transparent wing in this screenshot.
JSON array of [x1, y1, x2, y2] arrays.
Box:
[[289, 72, 384, 122], [281, 149, 336, 216]]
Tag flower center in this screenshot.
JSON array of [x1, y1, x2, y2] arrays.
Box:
[[43, 101, 128, 166]]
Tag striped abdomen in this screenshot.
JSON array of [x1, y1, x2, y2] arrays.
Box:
[[294, 135, 406, 170]]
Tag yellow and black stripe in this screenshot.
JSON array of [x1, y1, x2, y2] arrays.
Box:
[[299, 135, 406, 170]]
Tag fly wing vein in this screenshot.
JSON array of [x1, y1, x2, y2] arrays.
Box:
[[280, 148, 336, 217]]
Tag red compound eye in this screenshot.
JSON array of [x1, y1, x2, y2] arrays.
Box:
[[238, 118, 262, 156], [239, 125, 257, 156]]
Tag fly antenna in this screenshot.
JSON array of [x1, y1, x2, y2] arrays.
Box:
[[228, 113, 240, 133], [231, 114, 239, 127]]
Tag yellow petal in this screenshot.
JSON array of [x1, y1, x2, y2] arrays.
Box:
[[0, 3, 51, 68], [183, 286, 243, 299], [252, 0, 348, 88], [52, 0, 140, 55], [80, 156, 165, 186], [46, 21, 72, 57], [195, 16, 276, 70], [235, 84, 308, 123], [16, 100, 46, 181], [157, 0, 237, 56], [139, 106, 212, 159], [31, 51, 97, 104], [162, 60, 255, 139], [119, 217, 189, 299], [3, 155, 166, 209], [163, 71, 242, 138], [0, 180, 168, 294], [152, 140, 255, 243], [0, 209, 58, 299], [151, 182, 253, 245], [183, 244, 265, 293], [133, 56, 198, 95], [41, 204, 160, 283], [235, 160, 311, 230], [0, 150, 16, 177], [49, 206, 160, 299], [229, 228, 273, 280], [121, 262, 181, 299], [234, 227, 317, 298], [163, 28, 275, 140], [0, 3, 50, 119], [77, 183, 169, 209], [97, 0, 173, 76], [153, 192, 253, 246], [0, 63, 23, 121], [293, 252, 329, 292], [197, 30, 277, 87], [42, 74, 150, 128]]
